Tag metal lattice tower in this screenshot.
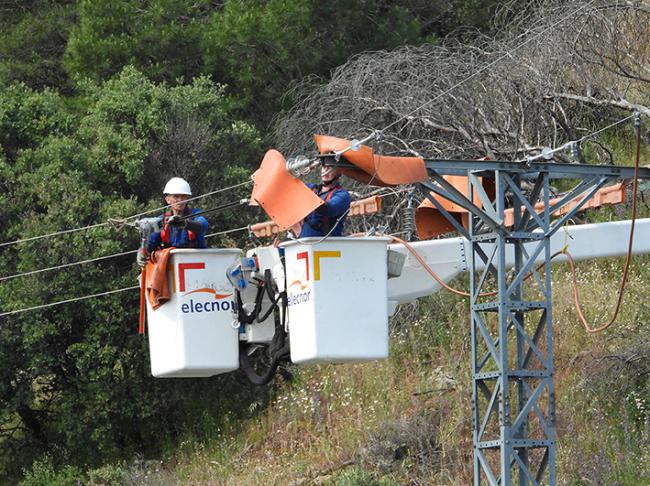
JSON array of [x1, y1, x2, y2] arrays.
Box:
[[413, 154, 650, 485]]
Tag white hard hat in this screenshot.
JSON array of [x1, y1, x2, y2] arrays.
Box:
[[163, 177, 192, 196]]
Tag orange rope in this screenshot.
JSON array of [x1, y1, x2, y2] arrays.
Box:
[[387, 234, 496, 297], [138, 265, 147, 335], [562, 120, 641, 333]]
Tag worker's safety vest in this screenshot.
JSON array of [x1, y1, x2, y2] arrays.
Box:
[[159, 207, 198, 248]]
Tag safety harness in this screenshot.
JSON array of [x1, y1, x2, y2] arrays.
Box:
[[159, 207, 198, 248], [307, 183, 343, 234]]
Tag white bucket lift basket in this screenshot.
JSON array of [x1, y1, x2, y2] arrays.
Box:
[[146, 248, 241, 377], [282, 237, 389, 364]]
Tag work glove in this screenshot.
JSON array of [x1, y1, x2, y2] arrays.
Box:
[[136, 249, 148, 268], [167, 214, 184, 227], [316, 203, 329, 215], [184, 218, 203, 233]]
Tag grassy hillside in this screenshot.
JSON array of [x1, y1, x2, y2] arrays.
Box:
[[128, 257, 650, 485], [72, 256, 649, 486]]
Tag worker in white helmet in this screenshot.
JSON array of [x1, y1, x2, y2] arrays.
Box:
[[137, 177, 209, 266]]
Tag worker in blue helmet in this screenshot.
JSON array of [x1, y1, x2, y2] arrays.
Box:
[[299, 165, 351, 238], [137, 177, 209, 266]]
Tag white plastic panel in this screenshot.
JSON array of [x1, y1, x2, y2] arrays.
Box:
[[386, 218, 650, 311], [283, 237, 389, 364], [146, 248, 241, 377]]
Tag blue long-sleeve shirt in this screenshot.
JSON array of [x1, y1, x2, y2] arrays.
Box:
[[299, 183, 351, 237], [147, 208, 208, 252]]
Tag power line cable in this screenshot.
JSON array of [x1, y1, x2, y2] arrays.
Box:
[[1, 105, 633, 284], [0, 0, 607, 310], [0, 224, 252, 284], [0, 222, 111, 249], [574, 114, 637, 144], [0, 226, 253, 316], [0, 286, 139, 318], [205, 226, 249, 239], [306, 104, 634, 246], [1, 187, 400, 283], [0, 180, 252, 249], [0, 249, 138, 283], [287, 1, 601, 246], [2, 0, 591, 251], [336, 0, 599, 151], [1, 114, 641, 316], [123, 180, 252, 222], [522, 113, 637, 163], [383, 0, 598, 134]]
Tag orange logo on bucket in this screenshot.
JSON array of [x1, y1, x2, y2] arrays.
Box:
[[178, 262, 205, 292], [288, 280, 308, 290], [182, 288, 233, 299], [295, 250, 341, 281]]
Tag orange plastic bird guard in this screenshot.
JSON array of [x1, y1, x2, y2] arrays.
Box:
[[314, 135, 428, 186], [251, 137, 495, 238], [415, 179, 627, 239], [415, 175, 496, 240], [250, 149, 324, 230], [501, 182, 627, 227], [314, 135, 498, 240]]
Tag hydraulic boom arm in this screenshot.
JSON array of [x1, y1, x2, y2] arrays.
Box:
[[387, 218, 650, 313]]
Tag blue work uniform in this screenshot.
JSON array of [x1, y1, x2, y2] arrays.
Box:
[[299, 183, 351, 237], [147, 207, 208, 253]]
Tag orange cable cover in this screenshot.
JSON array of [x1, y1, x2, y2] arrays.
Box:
[[502, 183, 626, 227], [250, 149, 324, 230], [415, 175, 495, 240], [314, 135, 428, 186]]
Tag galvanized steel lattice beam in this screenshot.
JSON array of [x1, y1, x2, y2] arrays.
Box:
[[468, 170, 555, 486], [416, 159, 650, 485]]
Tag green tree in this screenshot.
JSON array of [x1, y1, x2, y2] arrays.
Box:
[[201, 0, 426, 122], [2, 1, 512, 122], [0, 68, 261, 482], [64, 0, 211, 84], [64, 1, 432, 124], [0, 1, 77, 91]]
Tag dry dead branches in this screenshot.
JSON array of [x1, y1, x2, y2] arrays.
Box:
[[274, 0, 649, 164]]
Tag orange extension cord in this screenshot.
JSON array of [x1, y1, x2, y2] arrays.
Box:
[[565, 119, 641, 333], [389, 119, 642, 333]]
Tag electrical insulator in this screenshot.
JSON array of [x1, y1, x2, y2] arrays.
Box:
[[402, 189, 416, 241], [570, 142, 582, 163], [286, 155, 319, 177]]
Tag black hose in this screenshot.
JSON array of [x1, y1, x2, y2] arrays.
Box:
[[236, 283, 265, 325]]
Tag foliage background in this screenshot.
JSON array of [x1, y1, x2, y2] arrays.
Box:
[[0, 0, 648, 484]]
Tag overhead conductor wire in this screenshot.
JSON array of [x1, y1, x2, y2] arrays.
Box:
[[0, 226, 251, 318], [123, 180, 251, 222], [0, 180, 251, 248], [370, 0, 598, 139], [0, 0, 606, 314], [0, 286, 140, 318], [385, 114, 644, 331], [0, 198, 250, 283], [521, 113, 636, 163]]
